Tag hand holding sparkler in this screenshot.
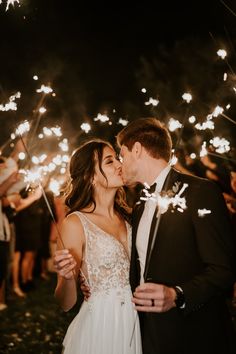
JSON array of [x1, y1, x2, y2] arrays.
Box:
[[53, 249, 77, 280], [132, 283, 176, 313]]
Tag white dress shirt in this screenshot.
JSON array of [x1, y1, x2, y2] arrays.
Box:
[[136, 165, 171, 283]]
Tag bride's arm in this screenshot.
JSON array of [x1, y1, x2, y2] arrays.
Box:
[[54, 214, 85, 312]]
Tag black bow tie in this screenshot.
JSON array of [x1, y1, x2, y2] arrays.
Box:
[[149, 182, 157, 194], [139, 182, 157, 202]]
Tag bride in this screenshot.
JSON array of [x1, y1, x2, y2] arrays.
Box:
[[54, 139, 142, 354]]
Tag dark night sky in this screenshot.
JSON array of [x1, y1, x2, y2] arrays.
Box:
[[0, 0, 236, 152]]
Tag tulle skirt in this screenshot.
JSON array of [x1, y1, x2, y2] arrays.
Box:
[[62, 286, 142, 354]]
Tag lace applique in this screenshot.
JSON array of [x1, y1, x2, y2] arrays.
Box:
[[74, 212, 131, 294]]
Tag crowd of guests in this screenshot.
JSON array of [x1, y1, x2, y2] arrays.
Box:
[[0, 138, 236, 311], [0, 140, 65, 310]]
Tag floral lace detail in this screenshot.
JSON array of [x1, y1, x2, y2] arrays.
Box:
[[74, 212, 131, 294]]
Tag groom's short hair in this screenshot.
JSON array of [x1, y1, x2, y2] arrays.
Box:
[[116, 117, 172, 162]]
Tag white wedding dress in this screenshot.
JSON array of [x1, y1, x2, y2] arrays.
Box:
[[62, 211, 142, 354]]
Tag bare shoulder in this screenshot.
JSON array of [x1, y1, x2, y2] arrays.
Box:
[[64, 212, 83, 227], [60, 213, 85, 245]]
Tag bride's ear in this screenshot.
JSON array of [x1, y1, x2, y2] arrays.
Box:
[[92, 175, 97, 187]]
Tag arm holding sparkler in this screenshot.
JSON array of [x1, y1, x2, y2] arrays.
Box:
[[0, 171, 19, 197], [15, 187, 42, 212], [54, 213, 84, 312]]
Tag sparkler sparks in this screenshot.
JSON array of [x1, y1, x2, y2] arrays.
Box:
[[144, 97, 159, 106], [140, 181, 188, 215], [182, 93, 192, 103], [200, 142, 208, 157], [198, 208, 212, 217], [118, 118, 129, 126], [80, 122, 91, 133], [48, 178, 62, 196], [217, 49, 227, 59], [0, 91, 21, 112], [168, 118, 183, 132], [39, 107, 46, 114], [212, 105, 224, 117], [210, 137, 230, 154], [94, 113, 110, 122], [5, 0, 20, 11], [188, 116, 196, 124], [36, 85, 53, 94], [14, 120, 30, 136]]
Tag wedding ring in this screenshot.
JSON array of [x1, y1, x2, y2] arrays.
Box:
[[151, 299, 155, 307]]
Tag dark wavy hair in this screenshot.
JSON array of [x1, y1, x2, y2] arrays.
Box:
[[65, 139, 131, 221]]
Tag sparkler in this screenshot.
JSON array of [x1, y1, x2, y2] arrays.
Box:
[[118, 118, 129, 126], [80, 122, 91, 133], [94, 113, 110, 122], [144, 97, 159, 106], [188, 116, 196, 124], [198, 208, 212, 217], [168, 118, 182, 132], [36, 85, 53, 94], [0, 92, 21, 112], [5, 0, 20, 11], [217, 49, 227, 60], [182, 93, 192, 103]]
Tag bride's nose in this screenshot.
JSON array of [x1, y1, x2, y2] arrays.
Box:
[[115, 160, 122, 170]]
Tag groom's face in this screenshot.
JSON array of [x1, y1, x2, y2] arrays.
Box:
[[119, 145, 138, 187]]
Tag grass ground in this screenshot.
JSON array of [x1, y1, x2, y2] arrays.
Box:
[[1, 273, 236, 353], [0, 273, 80, 354]]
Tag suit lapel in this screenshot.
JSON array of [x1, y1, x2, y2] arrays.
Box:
[[130, 200, 145, 291], [143, 168, 181, 278]]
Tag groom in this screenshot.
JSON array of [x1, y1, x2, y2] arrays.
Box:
[[117, 117, 236, 354]]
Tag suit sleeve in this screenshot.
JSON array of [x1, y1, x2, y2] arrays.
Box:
[[182, 179, 236, 314]]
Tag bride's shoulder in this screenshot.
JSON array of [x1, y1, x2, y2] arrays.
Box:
[[62, 212, 84, 231]]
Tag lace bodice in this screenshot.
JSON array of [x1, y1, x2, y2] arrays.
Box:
[[74, 212, 131, 294]]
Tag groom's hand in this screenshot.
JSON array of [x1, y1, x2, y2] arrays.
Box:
[[78, 271, 91, 301], [132, 282, 176, 312]]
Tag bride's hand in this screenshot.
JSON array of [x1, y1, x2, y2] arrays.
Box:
[[53, 249, 77, 280]]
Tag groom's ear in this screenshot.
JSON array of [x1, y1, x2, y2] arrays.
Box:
[[132, 142, 142, 159]]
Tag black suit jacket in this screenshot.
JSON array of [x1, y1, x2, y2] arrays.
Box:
[[130, 168, 236, 354]]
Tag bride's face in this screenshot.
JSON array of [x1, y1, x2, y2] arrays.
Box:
[[93, 146, 123, 189]]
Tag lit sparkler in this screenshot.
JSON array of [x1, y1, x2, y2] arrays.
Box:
[[195, 120, 215, 130], [182, 93, 192, 103], [217, 49, 227, 59], [5, 0, 20, 11], [118, 118, 129, 126], [39, 107, 46, 114], [168, 118, 182, 132], [188, 116, 196, 124], [14, 120, 30, 136], [0, 91, 21, 112], [36, 85, 53, 94], [94, 113, 110, 122], [48, 178, 62, 196], [58, 139, 69, 152], [210, 137, 230, 154], [81, 122, 91, 133], [140, 182, 188, 214], [200, 142, 208, 157], [144, 97, 159, 106], [198, 208, 212, 217]]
